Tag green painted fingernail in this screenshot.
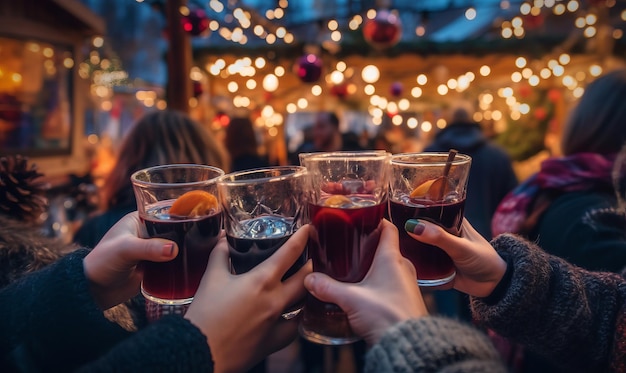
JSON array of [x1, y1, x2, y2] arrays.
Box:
[[405, 219, 425, 235]]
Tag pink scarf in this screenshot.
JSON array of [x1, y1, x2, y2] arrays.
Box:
[[492, 153, 617, 236]]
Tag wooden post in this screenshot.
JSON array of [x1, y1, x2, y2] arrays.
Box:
[[165, 0, 191, 113]]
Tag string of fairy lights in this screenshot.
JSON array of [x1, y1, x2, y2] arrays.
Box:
[[79, 0, 626, 137]]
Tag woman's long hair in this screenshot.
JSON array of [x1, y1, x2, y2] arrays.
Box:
[[102, 110, 230, 210], [561, 68, 626, 156]]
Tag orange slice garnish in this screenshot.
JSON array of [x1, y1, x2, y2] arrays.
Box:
[[169, 190, 218, 217], [323, 194, 352, 207], [410, 177, 452, 199]]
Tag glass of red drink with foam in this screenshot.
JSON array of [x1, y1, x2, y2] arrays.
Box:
[[389, 152, 471, 288], [131, 164, 224, 321], [299, 150, 391, 345]]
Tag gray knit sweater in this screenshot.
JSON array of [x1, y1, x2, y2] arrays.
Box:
[[365, 233, 626, 372]]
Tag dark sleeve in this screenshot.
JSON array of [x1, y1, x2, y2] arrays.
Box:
[[72, 220, 100, 248], [0, 249, 132, 372], [365, 317, 507, 373], [76, 315, 213, 373], [471, 234, 626, 372], [535, 193, 626, 273]]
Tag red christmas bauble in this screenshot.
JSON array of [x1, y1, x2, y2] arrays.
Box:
[[362, 10, 402, 49], [588, 0, 606, 6], [390, 81, 403, 97], [534, 107, 547, 121], [331, 83, 349, 98], [296, 54, 323, 83], [523, 13, 544, 30], [192, 81, 203, 97], [518, 84, 532, 98], [183, 8, 210, 36], [547, 88, 562, 103]]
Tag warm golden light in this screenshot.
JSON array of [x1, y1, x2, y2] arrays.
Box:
[[262, 74, 279, 92], [411, 87, 422, 97], [589, 64, 603, 76], [361, 65, 380, 83]]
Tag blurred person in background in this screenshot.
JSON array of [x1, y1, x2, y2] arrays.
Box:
[[492, 68, 626, 372], [424, 101, 518, 322], [73, 109, 229, 249], [224, 117, 270, 172], [311, 111, 363, 153], [427, 101, 518, 241]]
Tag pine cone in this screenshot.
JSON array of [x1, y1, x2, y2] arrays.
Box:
[[0, 155, 49, 223]]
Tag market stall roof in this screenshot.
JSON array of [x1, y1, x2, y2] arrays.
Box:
[[0, 0, 105, 37], [191, 0, 626, 59], [51, 0, 106, 35]]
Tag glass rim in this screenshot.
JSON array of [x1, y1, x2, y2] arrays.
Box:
[[391, 152, 471, 166], [216, 165, 307, 186], [130, 164, 225, 188], [299, 150, 391, 162]]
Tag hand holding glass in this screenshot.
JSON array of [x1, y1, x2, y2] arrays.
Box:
[[299, 151, 391, 345], [389, 152, 471, 288], [216, 166, 309, 319], [131, 164, 224, 321]]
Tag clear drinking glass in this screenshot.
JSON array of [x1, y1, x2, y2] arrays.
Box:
[[389, 152, 471, 288], [131, 164, 224, 321], [299, 150, 391, 345], [216, 166, 309, 319]]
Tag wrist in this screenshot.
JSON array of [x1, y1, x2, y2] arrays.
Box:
[[482, 257, 512, 304]]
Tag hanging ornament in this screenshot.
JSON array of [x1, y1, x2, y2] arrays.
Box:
[[330, 82, 349, 98], [182, 8, 210, 36], [213, 112, 230, 127], [296, 54, 323, 83], [534, 107, 547, 121], [192, 80, 203, 97], [390, 81, 403, 97], [547, 88, 562, 103], [588, 0, 606, 6], [518, 84, 532, 99], [362, 10, 402, 49], [523, 13, 544, 30]]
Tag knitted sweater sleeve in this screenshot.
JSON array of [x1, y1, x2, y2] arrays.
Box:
[[0, 249, 214, 373], [1, 249, 132, 371], [365, 317, 507, 373], [76, 315, 213, 373], [471, 234, 626, 372]]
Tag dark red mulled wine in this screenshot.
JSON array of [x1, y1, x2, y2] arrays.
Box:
[[301, 197, 386, 342], [141, 201, 222, 301], [227, 233, 306, 278], [389, 198, 465, 286]]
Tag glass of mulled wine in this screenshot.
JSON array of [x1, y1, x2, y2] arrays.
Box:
[[299, 150, 391, 345], [389, 152, 471, 288], [131, 164, 224, 321], [216, 166, 309, 320]]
